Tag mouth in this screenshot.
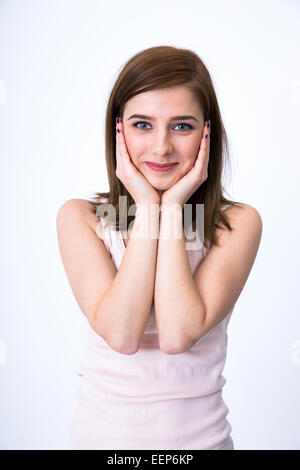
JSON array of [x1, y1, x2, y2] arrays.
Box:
[[145, 161, 178, 172]]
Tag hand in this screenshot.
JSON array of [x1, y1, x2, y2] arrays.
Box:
[[161, 121, 211, 208], [115, 118, 161, 206]]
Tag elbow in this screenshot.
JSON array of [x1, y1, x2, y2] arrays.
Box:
[[159, 336, 190, 355], [92, 306, 140, 355], [160, 344, 183, 355], [159, 329, 202, 355], [107, 336, 140, 355], [89, 323, 140, 356], [116, 343, 140, 355]]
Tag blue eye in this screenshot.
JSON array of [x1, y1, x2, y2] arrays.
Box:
[[134, 121, 151, 130], [174, 123, 193, 131], [133, 121, 193, 131]]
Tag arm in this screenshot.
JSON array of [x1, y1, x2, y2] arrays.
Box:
[[154, 203, 204, 354], [94, 202, 160, 354], [154, 203, 263, 354]]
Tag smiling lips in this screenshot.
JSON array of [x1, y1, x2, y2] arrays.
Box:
[[145, 161, 178, 172]]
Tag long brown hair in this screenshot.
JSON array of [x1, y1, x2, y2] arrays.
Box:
[[88, 45, 243, 248]]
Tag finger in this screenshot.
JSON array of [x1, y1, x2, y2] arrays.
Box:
[[194, 124, 210, 175], [203, 122, 210, 166], [116, 123, 125, 174], [117, 120, 130, 162], [116, 121, 132, 174], [201, 122, 210, 155], [194, 132, 207, 169], [115, 124, 121, 164], [200, 124, 210, 178]]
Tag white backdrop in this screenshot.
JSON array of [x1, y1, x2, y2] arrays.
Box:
[[1, 0, 299, 450]]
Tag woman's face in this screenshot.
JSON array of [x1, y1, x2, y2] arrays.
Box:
[[122, 86, 205, 198]]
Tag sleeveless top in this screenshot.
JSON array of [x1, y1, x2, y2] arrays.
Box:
[[66, 203, 235, 450]]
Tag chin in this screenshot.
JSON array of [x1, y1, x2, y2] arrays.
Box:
[[146, 177, 170, 188]]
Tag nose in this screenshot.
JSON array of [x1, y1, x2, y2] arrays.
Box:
[[150, 131, 174, 158]]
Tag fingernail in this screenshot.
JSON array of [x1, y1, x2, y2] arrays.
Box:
[[205, 133, 208, 140], [207, 120, 211, 129], [116, 117, 119, 124]]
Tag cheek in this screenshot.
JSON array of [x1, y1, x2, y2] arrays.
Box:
[[123, 132, 134, 154], [124, 131, 145, 162], [182, 155, 197, 174], [178, 139, 200, 165]]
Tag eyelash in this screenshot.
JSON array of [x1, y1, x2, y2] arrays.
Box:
[[132, 121, 194, 131]]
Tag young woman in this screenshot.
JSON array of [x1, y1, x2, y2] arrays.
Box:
[[57, 46, 262, 450]]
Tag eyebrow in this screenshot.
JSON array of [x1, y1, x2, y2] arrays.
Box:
[[127, 114, 200, 123]]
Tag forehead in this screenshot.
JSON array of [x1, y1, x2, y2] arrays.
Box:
[[124, 86, 202, 117]]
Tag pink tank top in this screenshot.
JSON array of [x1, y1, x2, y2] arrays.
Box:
[[66, 204, 235, 450]]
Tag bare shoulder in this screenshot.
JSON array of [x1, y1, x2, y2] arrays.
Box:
[[217, 202, 263, 244], [56, 198, 117, 331], [223, 203, 262, 226], [57, 198, 102, 235]]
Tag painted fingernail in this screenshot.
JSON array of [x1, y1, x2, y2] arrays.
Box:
[[207, 120, 211, 129], [116, 116, 120, 133], [205, 133, 208, 140], [117, 128, 120, 133]]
